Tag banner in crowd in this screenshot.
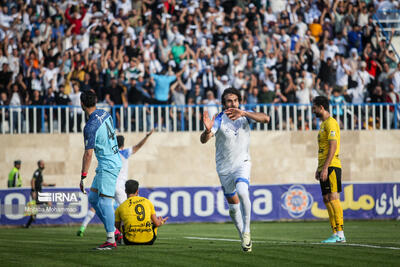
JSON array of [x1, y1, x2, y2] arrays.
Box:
[[1, 183, 399, 225]]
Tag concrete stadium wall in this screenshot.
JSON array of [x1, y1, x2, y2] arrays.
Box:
[[0, 131, 399, 189]]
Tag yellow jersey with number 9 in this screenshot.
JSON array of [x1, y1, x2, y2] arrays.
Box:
[[115, 196, 156, 243], [318, 116, 341, 171]]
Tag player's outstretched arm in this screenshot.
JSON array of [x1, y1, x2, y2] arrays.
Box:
[[225, 108, 270, 123], [200, 111, 215, 144], [132, 128, 154, 154], [151, 214, 169, 227]]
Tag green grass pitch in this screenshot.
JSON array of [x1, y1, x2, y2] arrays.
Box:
[[1, 220, 399, 266]]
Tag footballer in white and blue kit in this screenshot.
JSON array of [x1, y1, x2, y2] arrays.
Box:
[[79, 90, 122, 250], [200, 88, 270, 252], [115, 130, 154, 205]]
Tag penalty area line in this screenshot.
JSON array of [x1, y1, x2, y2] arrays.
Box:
[[184, 236, 400, 250]]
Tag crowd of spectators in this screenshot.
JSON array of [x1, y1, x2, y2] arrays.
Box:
[[0, 0, 399, 132]]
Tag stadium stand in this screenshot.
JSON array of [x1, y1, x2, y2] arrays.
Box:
[[0, 0, 399, 134]]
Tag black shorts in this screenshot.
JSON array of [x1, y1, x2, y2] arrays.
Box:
[[123, 225, 157, 246], [319, 167, 342, 195]]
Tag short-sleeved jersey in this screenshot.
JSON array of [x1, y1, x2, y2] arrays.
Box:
[[117, 147, 133, 184], [32, 169, 43, 192], [115, 196, 156, 243], [83, 109, 122, 171], [211, 111, 252, 175], [318, 116, 341, 171]]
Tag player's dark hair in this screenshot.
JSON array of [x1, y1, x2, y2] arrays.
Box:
[[80, 90, 97, 108], [221, 87, 242, 105], [117, 135, 124, 148], [125, 180, 139, 195], [313, 96, 329, 110]]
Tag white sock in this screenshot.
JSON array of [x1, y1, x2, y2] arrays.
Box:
[[228, 203, 243, 238], [236, 182, 251, 234], [81, 209, 95, 229], [107, 232, 115, 243], [337, 231, 344, 238]]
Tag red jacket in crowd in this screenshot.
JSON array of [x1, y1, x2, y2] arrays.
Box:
[[65, 7, 87, 35]]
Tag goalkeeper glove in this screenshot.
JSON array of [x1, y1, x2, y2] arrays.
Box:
[[80, 172, 87, 194]]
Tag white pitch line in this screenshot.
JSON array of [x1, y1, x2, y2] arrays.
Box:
[[184, 236, 400, 250], [309, 242, 400, 250], [184, 236, 266, 243]]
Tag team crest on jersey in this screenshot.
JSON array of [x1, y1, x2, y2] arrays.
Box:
[[281, 185, 313, 218], [330, 131, 336, 137]]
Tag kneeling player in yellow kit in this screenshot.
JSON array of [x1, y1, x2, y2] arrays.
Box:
[[115, 180, 168, 245]]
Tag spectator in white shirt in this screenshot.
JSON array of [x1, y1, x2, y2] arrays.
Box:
[[335, 55, 351, 92], [215, 75, 231, 100], [390, 62, 400, 94], [324, 39, 339, 62], [43, 61, 60, 91]]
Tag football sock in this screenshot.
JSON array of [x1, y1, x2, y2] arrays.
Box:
[[331, 199, 344, 233], [228, 203, 243, 238], [107, 232, 115, 243], [81, 209, 96, 230], [324, 201, 337, 234], [236, 182, 251, 234], [98, 196, 116, 234]]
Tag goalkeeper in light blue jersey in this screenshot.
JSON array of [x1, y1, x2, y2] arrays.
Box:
[[79, 90, 122, 250]]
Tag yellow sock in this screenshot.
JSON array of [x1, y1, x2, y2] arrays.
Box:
[[331, 199, 344, 232], [324, 201, 337, 234]]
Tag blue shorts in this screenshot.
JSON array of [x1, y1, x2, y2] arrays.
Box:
[[91, 168, 121, 197]]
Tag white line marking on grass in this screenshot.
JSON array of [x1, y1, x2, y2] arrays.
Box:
[[184, 237, 400, 250], [309, 242, 400, 250], [184, 236, 266, 243]]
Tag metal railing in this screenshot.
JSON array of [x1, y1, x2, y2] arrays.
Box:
[[0, 103, 399, 134], [373, 9, 400, 61]]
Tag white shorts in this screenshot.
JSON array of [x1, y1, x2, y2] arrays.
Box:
[[218, 161, 251, 198], [115, 181, 127, 205]]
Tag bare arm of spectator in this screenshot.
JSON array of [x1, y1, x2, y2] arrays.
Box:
[[116, 51, 124, 71], [105, 93, 114, 106], [64, 5, 72, 23], [3, 36, 9, 57], [332, 0, 339, 18], [166, 18, 174, 44], [170, 79, 179, 93], [388, 28, 395, 46], [79, 5, 87, 20], [84, 48, 90, 67], [179, 8, 188, 24], [176, 65, 187, 78], [319, 7, 327, 25], [104, 20, 113, 35]]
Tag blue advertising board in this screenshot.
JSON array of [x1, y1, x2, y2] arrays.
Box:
[[0, 183, 399, 226]]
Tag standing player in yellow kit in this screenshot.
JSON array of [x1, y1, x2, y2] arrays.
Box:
[[312, 96, 346, 243]]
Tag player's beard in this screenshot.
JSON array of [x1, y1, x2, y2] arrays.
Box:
[[314, 111, 323, 118]]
